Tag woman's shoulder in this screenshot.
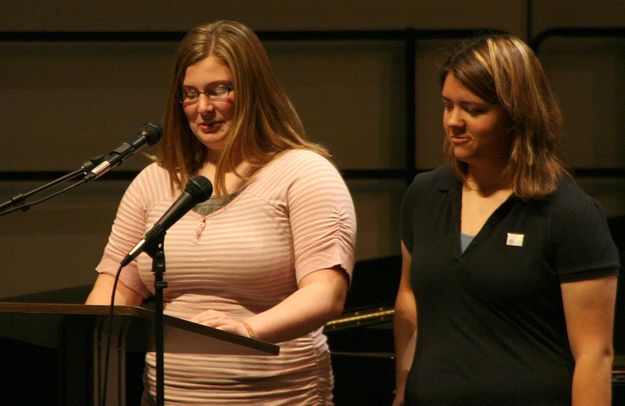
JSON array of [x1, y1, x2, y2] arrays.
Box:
[[266, 148, 338, 177], [249, 149, 344, 197], [409, 165, 456, 192], [544, 175, 607, 220], [131, 161, 169, 186], [401, 165, 456, 210], [548, 175, 595, 208], [275, 148, 333, 166], [136, 160, 167, 176], [125, 162, 174, 201]]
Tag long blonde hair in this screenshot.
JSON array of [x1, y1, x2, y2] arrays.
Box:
[[440, 34, 569, 199], [159, 20, 329, 194]]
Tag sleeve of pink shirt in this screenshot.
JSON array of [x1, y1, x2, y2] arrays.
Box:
[[285, 151, 357, 285]]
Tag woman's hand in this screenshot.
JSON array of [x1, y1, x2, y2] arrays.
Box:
[[189, 267, 348, 343], [190, 309, 251, 337]]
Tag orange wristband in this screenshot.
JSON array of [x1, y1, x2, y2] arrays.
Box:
[[240, 321, 256, 339]]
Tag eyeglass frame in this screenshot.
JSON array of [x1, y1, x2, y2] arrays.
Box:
[[177, 83, 234, 104]]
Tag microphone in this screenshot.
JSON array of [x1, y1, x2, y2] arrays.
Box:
[[121, 175, 213, 266], [85, 122, 162, 181]]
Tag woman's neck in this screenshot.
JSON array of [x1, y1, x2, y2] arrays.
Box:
[[465, 162, 511, 197], [198, 156, 249, 196]]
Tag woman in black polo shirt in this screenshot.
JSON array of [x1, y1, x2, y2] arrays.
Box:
[[393, 34, 619, 405]]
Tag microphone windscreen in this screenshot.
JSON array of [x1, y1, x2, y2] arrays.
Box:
[[139, 122, 163, 145], [186, 176, 213, 202]]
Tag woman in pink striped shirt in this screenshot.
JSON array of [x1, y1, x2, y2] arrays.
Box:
[[86, 20, 356, 405]]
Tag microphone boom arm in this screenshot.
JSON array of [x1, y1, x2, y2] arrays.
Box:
[[0, 158, 101, 216], [0, 122, 161, 217]]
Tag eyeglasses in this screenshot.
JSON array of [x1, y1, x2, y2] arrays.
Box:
[[177, 84, 233, 104]]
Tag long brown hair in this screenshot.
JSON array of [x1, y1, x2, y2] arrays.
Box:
[[159, 20, 329, 194], [440, 34, 569, 199]]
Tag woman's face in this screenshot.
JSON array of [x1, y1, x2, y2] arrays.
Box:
[[181, 55, 235, 153], [441, 73, 513, 167]]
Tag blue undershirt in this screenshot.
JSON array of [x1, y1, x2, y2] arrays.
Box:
[[460, 232, 474, 253]]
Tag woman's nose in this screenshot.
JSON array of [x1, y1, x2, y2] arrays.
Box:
[[197, 93, 216, 112], [445, 107, 463, 128]]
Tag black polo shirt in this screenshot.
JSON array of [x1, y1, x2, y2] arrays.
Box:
[[401, 165, 619, 405]]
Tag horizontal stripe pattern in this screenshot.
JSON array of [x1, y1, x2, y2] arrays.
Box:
[[95, 149, 356, 404]]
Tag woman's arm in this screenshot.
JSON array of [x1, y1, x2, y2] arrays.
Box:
[[190, 266, 348, 343], [85, 273, 144, 306], [392, 242, 417, 406], [192, 152, 354, 342], [561, 275, 617, 406]]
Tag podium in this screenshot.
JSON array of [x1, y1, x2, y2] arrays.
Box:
[[0, 302, 279, 405]]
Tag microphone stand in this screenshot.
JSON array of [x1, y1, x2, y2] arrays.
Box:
[[144, 235, 167, 406], [1, 122, 162, 217], [0, 156, 103, 216]]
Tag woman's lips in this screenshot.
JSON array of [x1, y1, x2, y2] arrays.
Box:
[[449, 136, 470, 145], [200, 121, 223, 132]]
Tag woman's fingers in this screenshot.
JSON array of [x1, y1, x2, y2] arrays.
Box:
[[189, 310, 247, 336]]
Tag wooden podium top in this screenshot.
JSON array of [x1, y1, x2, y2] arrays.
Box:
[[0, 301, 279, 356]]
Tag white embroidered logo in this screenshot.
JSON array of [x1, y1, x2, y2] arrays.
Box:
[[506, 233, 524, 247]]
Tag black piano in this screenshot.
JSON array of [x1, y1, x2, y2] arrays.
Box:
[[326, 255, 401, 405]]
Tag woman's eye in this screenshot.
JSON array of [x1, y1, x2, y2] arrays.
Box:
[[465, 107, 484, 116]]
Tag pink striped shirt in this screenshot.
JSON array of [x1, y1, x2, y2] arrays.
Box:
[[95, 149, 357, 404]]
